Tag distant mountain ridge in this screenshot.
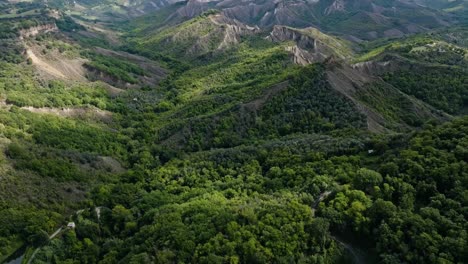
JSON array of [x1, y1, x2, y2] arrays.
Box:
[[161, 0, 454, 40], [71, 0, 463, 40]]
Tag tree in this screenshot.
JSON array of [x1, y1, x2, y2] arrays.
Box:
[[30, 230, 49, 247], [353, 168, 383, 193]]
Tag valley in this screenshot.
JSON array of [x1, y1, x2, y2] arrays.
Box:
[[0, 0, 467, 263]]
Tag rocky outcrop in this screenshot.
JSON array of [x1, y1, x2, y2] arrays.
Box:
[[19, 23, 58, 39], [210, 14, 259, 49], [268, 25, 316, 50], [352, 60, 395, 76], [352, 55, 412, 75], [267, 26, 352, 64], [284, 45, 316, 66], [324, 0, 346, 15]]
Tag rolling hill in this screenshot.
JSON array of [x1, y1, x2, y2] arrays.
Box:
[[0, 0, 467, 263]]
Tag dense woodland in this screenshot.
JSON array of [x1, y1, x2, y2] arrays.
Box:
[[0, 1, 467, 264]]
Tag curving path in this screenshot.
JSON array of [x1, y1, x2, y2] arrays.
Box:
[[26, 227, 63, 264], [332, 236, 367, 264]]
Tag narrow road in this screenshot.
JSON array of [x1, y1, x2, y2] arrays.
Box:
[[26, 227, 63, 264], [310, 191, 368, 264], [49, 227, 63, 239], [332, 236, 367, 264], [312, 191, 332, 209], [24, 206, 100, 264]]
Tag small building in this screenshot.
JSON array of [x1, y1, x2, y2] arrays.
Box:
[[67, 222, 76, 229]]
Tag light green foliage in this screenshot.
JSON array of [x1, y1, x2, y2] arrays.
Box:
[[0, 2, 467, 263], [0, 62, 111, 109], [131, 14, 224, 59], [357, 30, 468, 65], [33, 116, 468, 263], [383, 68, 468, 114], [84, 52, 147, 84]]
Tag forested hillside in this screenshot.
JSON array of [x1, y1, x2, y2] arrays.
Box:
[[0, 0, 467, 263]]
